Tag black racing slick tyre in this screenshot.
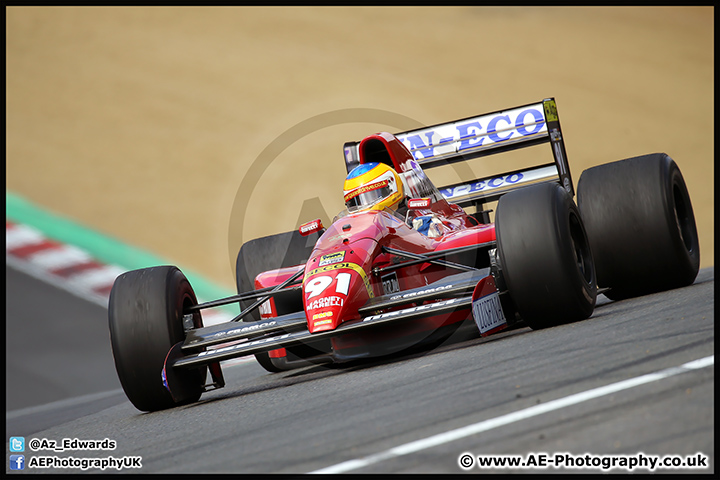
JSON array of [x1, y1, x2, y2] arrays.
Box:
[[496, 183, 597, 329], [577, 153, 699, 300], [109, 266, 205, 412]]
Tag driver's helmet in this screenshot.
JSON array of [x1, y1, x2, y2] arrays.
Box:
[[343, 162, 405, 213]]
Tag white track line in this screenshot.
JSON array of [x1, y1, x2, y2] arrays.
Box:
[[310, 355, 714, 474], [6, 389, 126, 420]]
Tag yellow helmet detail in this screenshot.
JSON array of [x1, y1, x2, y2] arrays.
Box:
[[343, 162, 405, 213]]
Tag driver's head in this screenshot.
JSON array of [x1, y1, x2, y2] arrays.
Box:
[[343, 162, 404, 213]]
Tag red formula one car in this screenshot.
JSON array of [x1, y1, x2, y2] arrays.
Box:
[[108, 98, 700, 412]]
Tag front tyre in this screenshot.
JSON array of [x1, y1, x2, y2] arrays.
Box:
[[577, 153, 699, 300], [496, 183, 597, 329], [109, 266, 205, 412]]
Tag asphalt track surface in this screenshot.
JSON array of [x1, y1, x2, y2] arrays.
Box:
[[5, 265, 714, 474]]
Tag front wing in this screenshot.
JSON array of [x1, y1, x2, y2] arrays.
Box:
[[171, 268, 491, 370]]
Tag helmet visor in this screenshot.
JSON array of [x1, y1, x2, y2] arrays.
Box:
[[344, 178, 396, 212]]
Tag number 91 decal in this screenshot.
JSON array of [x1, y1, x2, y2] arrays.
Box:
[[305, 272, 352, 299]]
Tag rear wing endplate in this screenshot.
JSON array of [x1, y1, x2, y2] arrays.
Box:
[[343, 98, 573, 205]]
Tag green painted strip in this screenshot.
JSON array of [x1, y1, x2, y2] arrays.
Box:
[[6, 191, 238, 314]]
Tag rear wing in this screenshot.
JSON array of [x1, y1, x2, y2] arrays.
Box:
[[343, 98, 573, 208]]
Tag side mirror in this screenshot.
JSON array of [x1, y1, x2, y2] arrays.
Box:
[[407, 198, 431, 209], [299, 219, 325, 237]]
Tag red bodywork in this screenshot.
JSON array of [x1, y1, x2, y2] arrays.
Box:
[[253, 132, 497, 365]]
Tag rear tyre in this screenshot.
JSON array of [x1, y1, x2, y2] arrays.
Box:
[[235, 229, 321, 372], [496, 183, 596, 329], [577, 153, 699, 300], [109, 266, 205, 412]]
